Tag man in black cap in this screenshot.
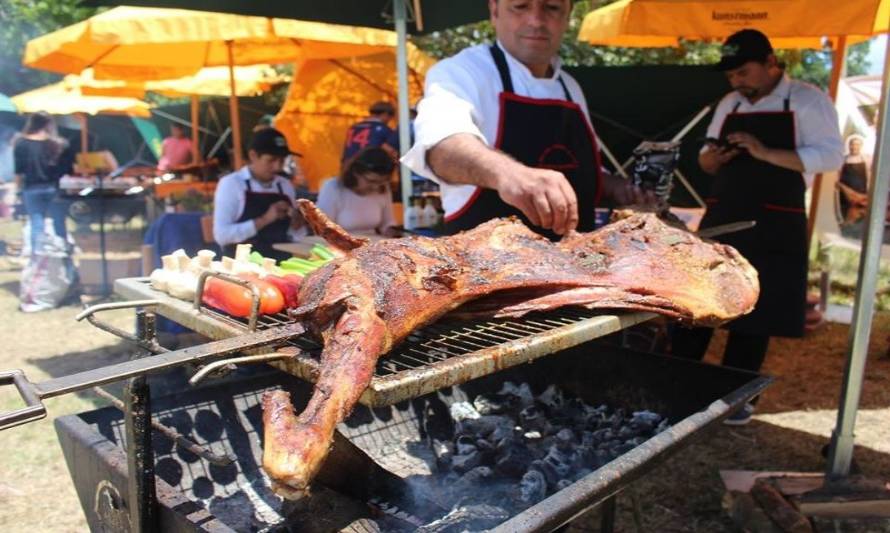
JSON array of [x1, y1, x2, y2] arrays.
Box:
[[213, 127, 305, 261], [674, 29, 843, 425]]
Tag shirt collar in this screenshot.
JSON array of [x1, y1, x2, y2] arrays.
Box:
[[739, 73, 792, 106], [495, 40, 563, 81]]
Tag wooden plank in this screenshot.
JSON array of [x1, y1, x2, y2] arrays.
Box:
[[720, 470, 823, 494], [798, 491, 890, 518]]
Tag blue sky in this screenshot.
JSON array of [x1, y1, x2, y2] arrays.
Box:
[[865, 35, 887, 75]]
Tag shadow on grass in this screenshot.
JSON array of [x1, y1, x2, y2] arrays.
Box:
[[0, 280, 18, 297], [568, 420, 890, 533]]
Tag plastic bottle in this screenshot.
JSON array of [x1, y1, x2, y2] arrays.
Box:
[[404, 196, 420, 231], [422, 198, 439, 229]]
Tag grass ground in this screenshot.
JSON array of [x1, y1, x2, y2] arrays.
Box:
[[0, 217, 888, 532]]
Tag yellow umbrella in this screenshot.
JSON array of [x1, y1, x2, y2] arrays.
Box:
[[76, 66, 290, 163], [24, 6, 403, 167], [274, 46, 434, 191], [11, 82, 151, 154], [579, 0, 888, 49]]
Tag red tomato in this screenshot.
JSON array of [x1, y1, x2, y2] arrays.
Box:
[[263, 274, 302, 308], [202, 273, 286, 317]]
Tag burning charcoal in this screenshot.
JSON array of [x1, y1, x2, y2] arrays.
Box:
[[432, 439, 454, 470], [629, 436, 648, 447], [455, 435, 477, 455], [556, 479, 573, 491], [617, 425, 639, 440], [499, 381, 535, 407], [537, 385, 565, 411], [529, 459, 560, 486], [523, 430, 542, 440], [458, 415, 514, 439], [449, 401, 480, 422], [591, 449, 610, 469], [489, 421, 518, 444], [591, 428, 614, 442], [519, 405, 549, 434], [519, 470, 548, 504], [581, 431, 597, 448], [555, 428, 575, 450], [473, 393, 516, 415], [451, 450, 481, 473], [633, 410, 662, 425], [574, 468, 593, 481], [611, 442, 636, 457], [451, 466, 492, 496], [656, 418, 671, 433], [543, 446, 574, 480], [475, 438, 497, 464], [494, 445, 533, 478]]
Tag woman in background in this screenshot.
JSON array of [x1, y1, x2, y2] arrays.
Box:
[[316, 147, 399, 237], [14, 112, 73, 253]]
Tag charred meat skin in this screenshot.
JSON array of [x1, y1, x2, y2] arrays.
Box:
[[263, 201, 759, 495]]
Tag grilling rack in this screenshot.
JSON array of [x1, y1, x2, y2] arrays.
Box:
[[116, 276, 655, 406]]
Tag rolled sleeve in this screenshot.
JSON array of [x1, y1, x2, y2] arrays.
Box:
[[796, 98, 844, 175], [213, 176, 257, 246], [401, 61, 487, 183]]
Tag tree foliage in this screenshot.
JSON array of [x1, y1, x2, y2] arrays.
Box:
[[0, 0, 98, 96], [413, 0, 872, 90]]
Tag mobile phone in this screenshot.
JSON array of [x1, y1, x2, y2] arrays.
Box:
[[702, 137, 738, 150]]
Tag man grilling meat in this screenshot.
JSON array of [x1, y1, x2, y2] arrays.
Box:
[[402, 0, 653, 238], [673, 29, 843, 425]]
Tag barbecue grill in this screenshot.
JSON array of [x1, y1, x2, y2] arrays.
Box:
[[1, 277, 770, 531], [57, 343, 769, 532]]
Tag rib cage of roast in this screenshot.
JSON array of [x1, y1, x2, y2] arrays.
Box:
[[261, 200, 759, 496]]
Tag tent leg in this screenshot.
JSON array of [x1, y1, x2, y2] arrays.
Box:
[[226, 41, 243, 169], [809, 36, 849, 246], [394, 0, 413, 208], [826, 35, 890, 479], [191, 95, 201, 164]]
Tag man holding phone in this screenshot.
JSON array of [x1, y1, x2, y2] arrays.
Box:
[[675, 29, 843, 425]]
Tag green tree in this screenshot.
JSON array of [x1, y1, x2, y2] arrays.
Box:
[[0, 0, 97, 96], [413, 0, 871, 90]]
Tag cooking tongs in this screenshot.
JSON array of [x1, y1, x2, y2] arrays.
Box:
[[0, 313, 304, 431]]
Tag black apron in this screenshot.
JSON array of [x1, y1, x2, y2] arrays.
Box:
[[444, 44, 602, 238], [838, 160, 868, 217], [700, 98, 807, 338], [223, 177, 292, 262]]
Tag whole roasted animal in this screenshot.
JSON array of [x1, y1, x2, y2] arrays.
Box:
[[262, 200, 758, 497]]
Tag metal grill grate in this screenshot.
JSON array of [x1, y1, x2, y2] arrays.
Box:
[[199, 303, 609, 378]]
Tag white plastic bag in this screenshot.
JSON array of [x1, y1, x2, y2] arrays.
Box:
[[19, 233, 79, 312]]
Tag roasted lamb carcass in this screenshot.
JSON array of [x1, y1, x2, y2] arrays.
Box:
[[262, 200, 759, 496]]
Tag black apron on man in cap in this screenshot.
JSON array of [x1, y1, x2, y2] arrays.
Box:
[[699, 97, 807, 338], [444, 44, 603, 238], [223, 177, 292, 262]]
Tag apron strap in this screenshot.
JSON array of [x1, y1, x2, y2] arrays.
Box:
[[783, 97, 791, 112], [489, 44, 514, 94], [732, 101, 742, 113], [244, 178, 253, 192], [276, 181, 284, 194], [489, 43, 572, 101]]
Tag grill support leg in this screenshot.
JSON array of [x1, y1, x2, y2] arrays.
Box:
[[125, 309, 157, 532], [600, 494, 617, 533]]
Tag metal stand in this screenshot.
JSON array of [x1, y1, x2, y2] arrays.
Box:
[[600, 494, 617, 533], [125, 309, 158, 533]]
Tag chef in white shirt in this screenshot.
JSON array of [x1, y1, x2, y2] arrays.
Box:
[[213, 128, 305, 261], [674, 29, 843, 425], [402, 0, 650, 238]]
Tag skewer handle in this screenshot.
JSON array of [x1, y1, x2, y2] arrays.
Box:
[[0, 370, 46, 430]]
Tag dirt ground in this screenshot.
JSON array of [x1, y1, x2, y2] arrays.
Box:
[[0, 217, 888, 533]]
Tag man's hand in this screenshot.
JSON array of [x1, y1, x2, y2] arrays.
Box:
[[726, 132, 769, 160], [495, 166, 579, 235], [699, 145, 741, 175], [255, 200, 291, 231]]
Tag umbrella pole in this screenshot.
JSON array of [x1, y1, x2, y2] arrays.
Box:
[[226, 41, 244, 169], [808, 36, 849, 245], [78, 113, 88, 154], [191, 95, 201, 164], [826, 36, 890, 479], [394, 0, 412, 209]]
